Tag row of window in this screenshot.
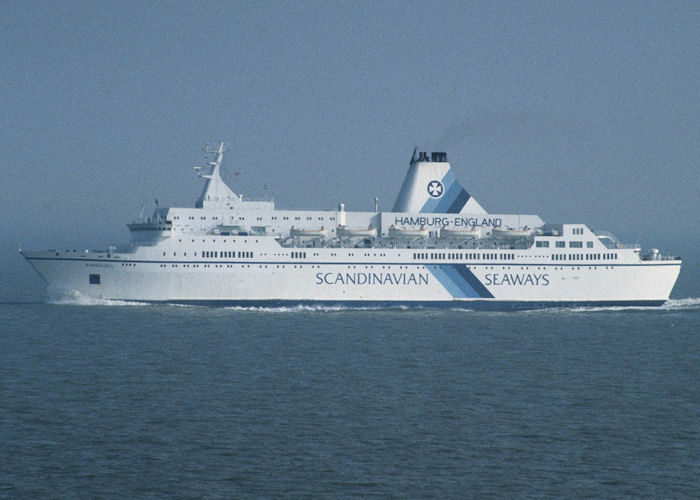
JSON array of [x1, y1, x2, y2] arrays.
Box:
[[412, 252, 516, 261], [552, 253, 618, 261], [291, 251, 307, 258], [537, 240, 594, 248], [271, 216, 336, 222], [174, 215, 338, 223], [202, 251, 254, 259], [174, 216, 220, 220]]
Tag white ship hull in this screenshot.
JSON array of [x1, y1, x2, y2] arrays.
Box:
[[23, 246, 680, 308], [22, 144, 681, 308]]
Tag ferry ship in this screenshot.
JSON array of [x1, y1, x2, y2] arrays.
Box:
[[22, 143, 681, 308]]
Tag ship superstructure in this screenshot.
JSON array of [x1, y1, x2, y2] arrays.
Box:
[[22, 143, 681, 308]]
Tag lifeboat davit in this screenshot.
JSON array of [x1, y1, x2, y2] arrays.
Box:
[[388, 225, 429, 239], [336, 225, 377, 238]]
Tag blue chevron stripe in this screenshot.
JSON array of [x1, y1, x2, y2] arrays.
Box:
[[426, 264, 493, 299], [445, 188, 470, 213], [426, 265, 466, 298], [420, 170, 471, 213], [432, 179, 463, 212], [420, 172, 455, 213], [452, 264, 494, 298], [441, 265, 482, 298]]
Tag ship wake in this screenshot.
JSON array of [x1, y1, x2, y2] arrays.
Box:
[[524, 297, 700, 314], [46, 288, 149, 307]]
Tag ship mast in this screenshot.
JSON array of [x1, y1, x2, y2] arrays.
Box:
[[195, 142, 241, 208]]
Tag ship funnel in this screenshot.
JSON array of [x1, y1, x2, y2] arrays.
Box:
[[391, 151, 486, 214]]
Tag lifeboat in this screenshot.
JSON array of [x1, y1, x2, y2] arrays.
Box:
[[127, 220, 173, 242], [290, 226, 327, 238], [336, 225, 377, 238], [388, 225, 429, 239], [491, 226, 533, 238], [439, 227, 481, 239], [127, 221, 172, 232]]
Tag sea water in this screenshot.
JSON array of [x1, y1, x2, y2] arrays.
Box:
[[1, 297, 699, 498]]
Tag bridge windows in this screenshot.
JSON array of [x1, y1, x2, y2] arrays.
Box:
[[536, 241, 549, 248]]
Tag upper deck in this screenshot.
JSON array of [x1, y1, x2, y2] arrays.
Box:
[[119, 143, 678, 263]]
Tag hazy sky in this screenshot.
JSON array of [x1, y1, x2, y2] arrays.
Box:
[[2, 1, 698, 297]]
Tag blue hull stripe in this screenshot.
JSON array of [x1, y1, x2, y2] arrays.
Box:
[[441, 265, 482, 298], [427, 264, 494, 299], [452, 264, 495, 298], [426, 265, 470, 298]]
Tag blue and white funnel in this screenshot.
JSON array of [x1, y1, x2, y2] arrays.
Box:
[[392, 150, 486, 214]]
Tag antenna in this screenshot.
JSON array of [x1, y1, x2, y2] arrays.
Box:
[[203, 142, 227, 155], [202, 142, 227, 168]]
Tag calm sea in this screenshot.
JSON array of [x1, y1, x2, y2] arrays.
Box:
[[1, 298, 699, 498]]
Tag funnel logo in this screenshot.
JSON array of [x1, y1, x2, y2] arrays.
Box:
[[427, 180, 444, 198]]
